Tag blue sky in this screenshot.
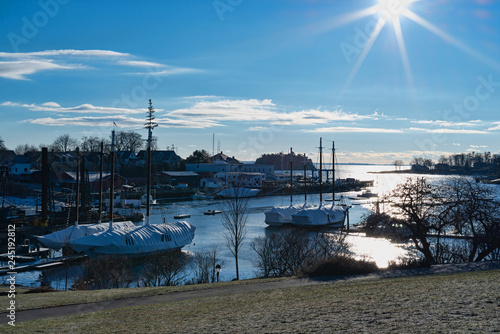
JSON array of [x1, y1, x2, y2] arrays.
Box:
[[1, 0, 500, 164]]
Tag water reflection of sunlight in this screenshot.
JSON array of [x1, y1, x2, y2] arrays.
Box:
[[347, 234, 408, 269]]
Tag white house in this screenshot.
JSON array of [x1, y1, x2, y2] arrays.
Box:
[[225, 172, 265, 188], [9, 156, 31, 175], [200, 177, 226, 189]]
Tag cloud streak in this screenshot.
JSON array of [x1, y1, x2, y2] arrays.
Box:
[[0, 49, 201, 80]]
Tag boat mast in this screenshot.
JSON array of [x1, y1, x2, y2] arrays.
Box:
[[303, 153, 307, 203], [98, 141, 104, 224], [74, 147, 80, 226], [319, 137, 323, 204], [145, 99, 158, 226], [332, 141, 335, 203], [290, 147, 293, 205], [109, 129, 115, 229]]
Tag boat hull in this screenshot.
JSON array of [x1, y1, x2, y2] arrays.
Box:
[[291, 205, 347, 228], [69, 221, 196, 257]]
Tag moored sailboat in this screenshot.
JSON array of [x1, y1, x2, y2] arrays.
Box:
[[264, 147, 314, 226], [68, 100, 196, 257], [36, 140, 135, 250], [291, 139, 348, 227]]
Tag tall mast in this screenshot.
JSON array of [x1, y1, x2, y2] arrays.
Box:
[[74, 147, 80, 226], [290, 147, 293, 205], [303, 153, 307, 203], [145, 99, 158, 226], [332, 141, 335, 203], [109, 129, 115, 229], [98, 141, 103, 224], [319, 137, 323, 204]]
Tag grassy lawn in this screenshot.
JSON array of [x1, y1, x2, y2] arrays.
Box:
[[0, 277, 289, 312], [1, 270, 499, 333]]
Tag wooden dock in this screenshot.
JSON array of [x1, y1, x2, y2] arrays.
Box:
[[0, 254, 86, 275]]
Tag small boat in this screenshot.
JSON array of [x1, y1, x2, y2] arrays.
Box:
[[173, 214, 191, 219], [192, 192, 213, 200], [204, 210, 222, 215], [357, 190, 378, 198]]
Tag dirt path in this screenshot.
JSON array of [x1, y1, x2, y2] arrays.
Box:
[[3, 261, 500, 324]]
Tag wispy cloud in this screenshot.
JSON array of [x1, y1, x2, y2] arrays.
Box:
[[408, 127, 489, 134], [411, 120, 482, 127], [0, 49, 201, 80], [0, 49, 130, 58], [23, 115, 220, 129], [2, 101, 147, 115], [168, 99, 381, 126], [129, 66, 201, 76], [487, 122, 500, 131], [117, 60, 165, 67], [307, 126, 402, 133], [0, 60, 82, 80]]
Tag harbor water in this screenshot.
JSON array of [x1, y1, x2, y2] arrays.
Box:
[[2, 165, 447, 289]]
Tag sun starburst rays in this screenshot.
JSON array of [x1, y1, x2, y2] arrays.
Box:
[[392, 15, 414, 90], [342, 16, 388, 94], [336, 0, 499, 97]]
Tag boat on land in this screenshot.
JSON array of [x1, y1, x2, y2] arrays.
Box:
[[204, 210, 222, 215]]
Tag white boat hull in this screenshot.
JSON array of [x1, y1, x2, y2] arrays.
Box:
[[69, 221, 196, 257], [264, 203, 314, 226], [36, 221, 136, 250], [291, 205, 347, 227]]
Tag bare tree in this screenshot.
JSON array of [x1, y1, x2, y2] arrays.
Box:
[[190, 246, 224, 284], [14, 143, 37, 155], [81, 136, 110, 153], [389, 177, 440, 265], [51, 134, 78, 152], [436, 177, 500, 262], [139, 251, 188, 287], [114, 131, 143, 152], [386, 176, 500, 265], [220, 188, 249, 280], [73, 256, 135, 290], [250, 230, 350, 278], [392, 160, 404, 171], [0, 137, 6, 151]]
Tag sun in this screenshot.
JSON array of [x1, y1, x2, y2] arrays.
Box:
[[324, 0, 500, 95], [377, 0, 415, 19]]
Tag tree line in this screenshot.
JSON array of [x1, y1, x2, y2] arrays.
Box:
[[0, 132, 159, 155]]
